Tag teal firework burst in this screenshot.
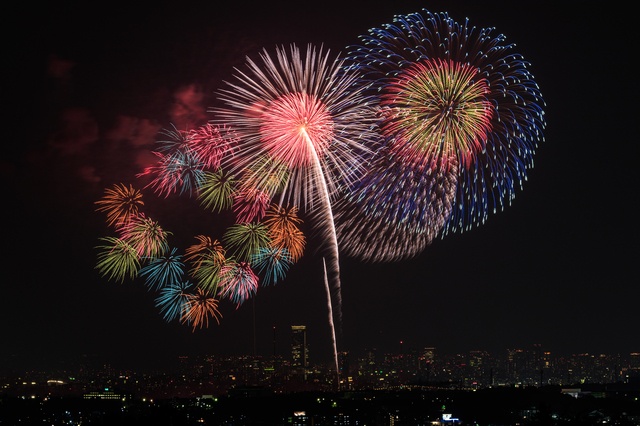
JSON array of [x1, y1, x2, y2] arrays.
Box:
[[139, 247, 185, 291]]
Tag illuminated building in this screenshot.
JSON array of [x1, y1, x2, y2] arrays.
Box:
[[291, 325, 309, 381], [83, 387, 127, 401]]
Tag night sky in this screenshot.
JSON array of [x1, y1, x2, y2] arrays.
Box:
[[4, 1, 637, 372]]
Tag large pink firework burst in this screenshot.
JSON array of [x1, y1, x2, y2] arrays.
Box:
[[212, 43, 379, 209], [259, 92, 335, 169], [211, 43, 382, 377]]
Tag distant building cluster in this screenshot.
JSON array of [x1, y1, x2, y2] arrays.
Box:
[[2, 327, 639, 398], [1, 328, 639, 425]]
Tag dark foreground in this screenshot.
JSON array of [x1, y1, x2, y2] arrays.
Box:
[[2, 385, 639, 425]]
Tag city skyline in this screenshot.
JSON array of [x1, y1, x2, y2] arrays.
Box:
[[3, 0, 638, 374], [4, 345, 638, 425], [2, 322, 637, 376], [3, 337, 639, 399]]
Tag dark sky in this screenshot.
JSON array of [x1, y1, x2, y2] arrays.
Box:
[[3, 1, 637, 372]]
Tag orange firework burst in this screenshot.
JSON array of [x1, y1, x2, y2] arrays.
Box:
[[182, 288, 222, 331], [264, 204, 305, 262], [95, 183, 144, 228]]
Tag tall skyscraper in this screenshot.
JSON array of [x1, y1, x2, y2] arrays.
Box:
[[291, 325, 308, 381]]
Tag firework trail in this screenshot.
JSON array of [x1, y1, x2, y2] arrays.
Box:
[[334, 9, 546, 262], [322, 258, 339, 385], [211, 43, 381, 366]]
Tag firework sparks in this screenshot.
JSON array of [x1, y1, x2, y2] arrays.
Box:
[[335, 9, 546, 262], [155, 281, 193, 323], [93, 9, 545, 382], [182, 287, 223, 330], [219, 261, 259, 307], [212, 44, 382, 368], [197, 169, 237, 213], [263, 204, 306, 262], [252, 246, 293, 286], [118, 213, 171, 259], [222, 222, 271, 263], [95, 183, 144, 229], [213, 44, 378, 209], [185, 235, 226, 294], [139, 247, 185, 291], [95, 236, 141, 283], [232, 187, 271, 223]]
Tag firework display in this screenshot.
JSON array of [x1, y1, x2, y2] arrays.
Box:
[[95, 8, 545, 373], [334, 10, 546, 262]]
